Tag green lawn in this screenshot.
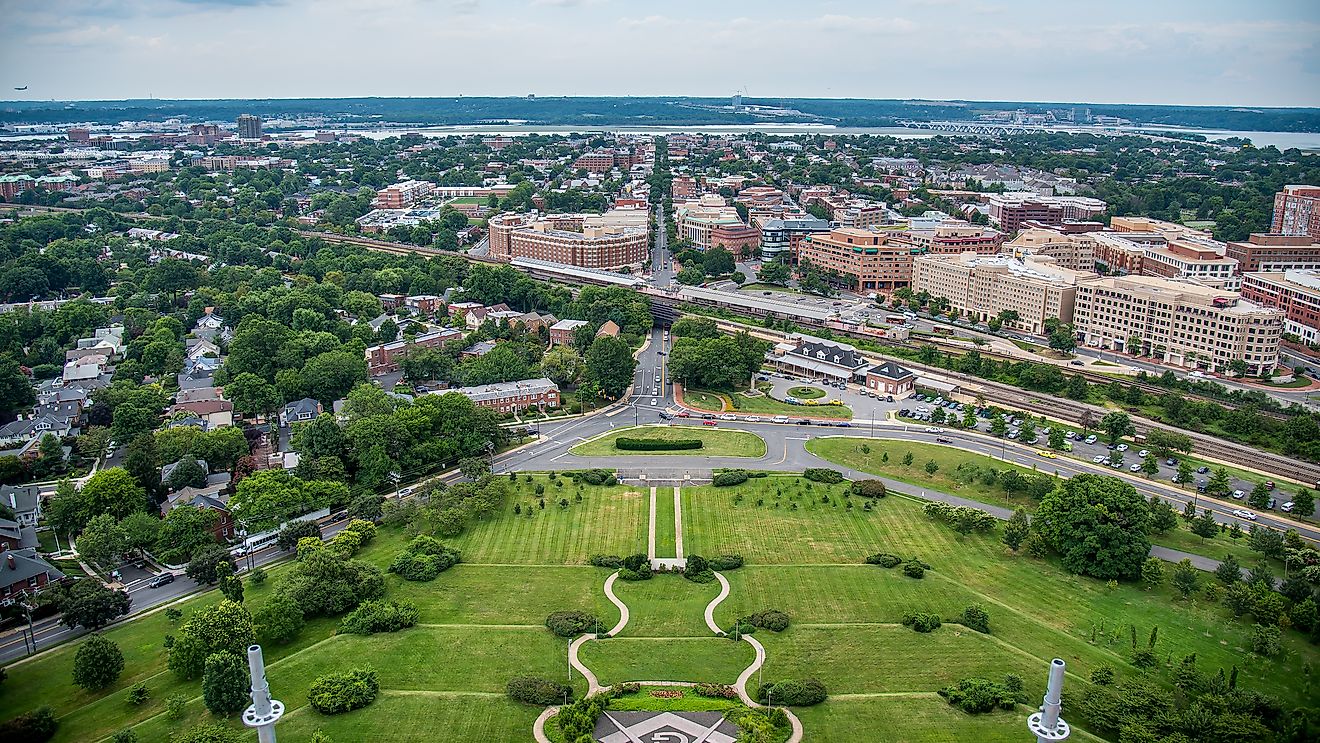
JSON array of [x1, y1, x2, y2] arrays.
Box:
[[570, 425, 767, 458], [794, 696, 1048, 743], [279, 692, 540, 743], [612, 574, 721, 637], [654, 487, 677, 558], [689, 388, 853, 419], [787, 385, 825, 400], [578, 637, 753, 685], [606, 686, 742, 712], [1260, 375, 1312, 389]]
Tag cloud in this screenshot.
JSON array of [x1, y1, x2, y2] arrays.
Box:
[[530, 0, 604, 7], [814, 15, 916, 33]]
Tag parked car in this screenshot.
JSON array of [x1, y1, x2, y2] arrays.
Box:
[[1165, 458, 1177, 466], [798, 419, 813, 425], [1129, 464, 1142, 472], [1282, 501, 1295, 512], [1196, 466, 1209, 474], [1137, 449, 1150, 458], [1116, 443, 1129, 452], [1085, 435, 1098, 444], [772, 415, 788, 424], [742, 415, 761, 422], [148, 573, 176, 589], [836, 421, 852, 427], [1232, 489, 1245, 499]]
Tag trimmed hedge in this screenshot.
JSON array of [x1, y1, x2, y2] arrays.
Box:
[[615, 437, 703, 451], [388, 536, 462, 581], [712, 470, 750, 487], [506, 675, 572, 706], [803, 468, 844, 484], [756, 678, 827, 706], [545, 611, 599, 638], [338, 600, 419, 635], [589, 554, 623, 568], [850, 480, 887, 498], [709, 554, 744, 570], [307, 668, 379, 714]]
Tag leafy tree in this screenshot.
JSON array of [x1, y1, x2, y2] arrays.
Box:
[[186, 544, 235, 586], [1214, 553, 1242, 585], [154, 506, 219, 565], [1247, 525, 1284, 560], [81, 467, 146, 520], [301, 351, 368, 406], [1140, 454, 1159, 477], [165, 457, 208, 492], [1048, 427, 1066, 450], [45, 480, 90, 535], [253, 594, 305, 645], [1206, 467, 1232, 497], [990, 415, 1008, 437], [539, 345, 582, 386], [1099, 412, 1134, 446], [1175, 459, 1192, 484], [1171, 559, 1200, 598], [168, 600, 256, 680], [1035, 474, 1150, 581], [583, 335, 636, 399], [202, 651, 250, 717], [76, 513, 126, 568], [1292, 488, 1315, 519], [757, 259, 791, 285], [1001, 508, 1032, 552], [224, 372, 281, 418], [120, 511, 161, 555], [55, 579, 131, 629], [72, 634, 124, 690], [1247, 481, 1272, 510], [1190, 510, 1219, 541], [1147, 498, 1178, 534], [1140, 557, 1164, 589], [0, 356, 36, 419]]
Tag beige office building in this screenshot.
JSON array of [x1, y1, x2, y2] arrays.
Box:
[[1003, 228, 1097, 271], [1073, 275, 1282, 375], [911, 253, 1095, 333]]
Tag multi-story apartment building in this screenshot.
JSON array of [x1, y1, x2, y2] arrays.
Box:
[[756, 216, 831, 262], [1073, 275, 1282, 374], [1004, 228, 1097, 271], [905, 224, 1004, 255], [911, 253, 1095, 333], [1092, 232, 1150, 274], [709, 224, 761, 256], [987, 194, 1108, 233], [671, 176, 698, 199], [373, 180, 435, 209], [236, 114, 262, 140], [1110, 215, 1213, 242], [1227, 233, 1320, 272], [364, 328, 463, 374], [487, 211, 649, 269], [673, 195, 744, 250], [1272, 185, 1320, 238], [548, 319, 589, 347], [445, 378, 560, 414], [797, 228, 922, 293], [1239, 270, 1320, 345]]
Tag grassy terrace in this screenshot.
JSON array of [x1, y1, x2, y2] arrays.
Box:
[[685, 387, 853, 419], [570, 425, 767, 458], [4, 474, 1314, 742], [805, 436, 1292, 567]]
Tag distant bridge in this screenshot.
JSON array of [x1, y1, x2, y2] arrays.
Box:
[[895, 120, 1107, 136]]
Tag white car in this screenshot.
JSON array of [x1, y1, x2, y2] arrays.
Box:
[[1137, 450, 1150, 458], [1232, 489, 1245, 500], [925, 426, 945, 433], [1093, 455, 1105, 463], [772, 415, 789, 424], [650, 398, 658, 406], [743, 415, 761, 422], [1232, 509, 1258, 521], [719, 413, 737, 421], [1085, 435, 1098, 444], [1281, 501, 1295, 513], [1129, 464, 1142, 472], [1116, 444, 1128, 452]]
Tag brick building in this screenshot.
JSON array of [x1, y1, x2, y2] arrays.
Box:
[[488, 212, 649, 270], [1272, 185, 1320, 238], [364, 328, 463, 373], [1239, 270, 1320, 345], [1227, 233, 1320, 273], [444, 378, 560, 414], [797, 228, 922, 293]]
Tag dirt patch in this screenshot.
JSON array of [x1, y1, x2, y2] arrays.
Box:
[[621, 490, 644, 498]]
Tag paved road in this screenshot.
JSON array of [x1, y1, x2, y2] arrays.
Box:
[[0, 516, 350, 666]]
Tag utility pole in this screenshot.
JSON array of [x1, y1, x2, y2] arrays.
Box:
[[1027, 658, 1070, 743], [243, 645, 284, 743]]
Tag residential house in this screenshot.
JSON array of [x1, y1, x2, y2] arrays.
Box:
[[446, 301, 484, 323], [516, 311, 558, 334], [177, 367, 216, 391], [281, 398, 322, 427], [595, 320, 621, 338], [364, 328, 463, 374], [0, 415, 71, 448], [462, 340, 498, 359], [0, 549, 65, 600], [0, 485, 42, 527], [0, 518, 36, 551], [62, 354, 109, 382], [175, 387, 223, 404], [549, 319, 589, 347], [443, 378, 560, 414], [169, 399, 233, 429], [463, 303, 514, 330]]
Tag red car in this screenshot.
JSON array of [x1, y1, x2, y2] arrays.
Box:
[[677, 411, 691, 418], [703, 420, 717, 427]]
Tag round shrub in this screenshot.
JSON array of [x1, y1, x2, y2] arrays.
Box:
[[307, 668, 379, 714], [545, 610, 599, 638], [0, 706, 57, 742], [865, 553, 903, 568], [709, 554, 744, 570], [615, 437, 703, 451], [740, 609, 790, 632], [506, 675, 572, 706], [343, 519, 377, 544], [712, 470, 750, 487], [73, 634, 124, 690], [619, 553, 652, 581], [960, 605, 990, 634], [296, 536, 324, 560], [338, 600, 419, 635], [901, 612, 942, 633], [902, 560, 926, 579], [388, 536, 462, 581], [684, 555, 715, 583], [756, 678, 827, 706], [850, 480, 887, 498], [589, 554, 622, 568]]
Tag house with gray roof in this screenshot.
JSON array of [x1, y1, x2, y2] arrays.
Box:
[[0, 548, 64, 600], [281, 398, 322, 427], [2, 485, 44, 528]]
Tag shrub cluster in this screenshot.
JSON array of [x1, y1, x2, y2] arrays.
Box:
[[388, 536, 462, 581], [938, 676, 1020, 714], [567, 469, 617, 486], [756, 678, 827, 706], [307, 668, 380, 714], [709, 554, 744, 570], [850, 479, 887, 498], [712, 470, 750, 487], [740, 609, 790, 632], [545, 610, 599, 638], [619, 553, 653, 581], [901, 612, 942, 633], [960, 605, 991, 634], [615, 437, 703, 451], [0, 706, 57, 742], [726, 707, 790, 740], [338, 600, 419, 635], [588, 554, 622, 568], [506, 675, 573, 706], [276, 519, 321, 551], [803, 468, 844, 484], [683, 555, 715, 583], [865, 553, 903, 568], [922, 502, 997, 534], [555, 691, 613, 740], [694, 683, 739, 699]]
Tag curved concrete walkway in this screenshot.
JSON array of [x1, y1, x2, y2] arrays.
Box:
[[705, 571, 731, 635]]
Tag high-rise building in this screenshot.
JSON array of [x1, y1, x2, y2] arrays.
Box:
[[987, 194, 1107, 233], [1073, 275, 1282, 375], [236, 114, 262, 140], [1227, 233, 1320, 273], [487, 211, 649, 269], [796, 228, 922, 294], [1239, 270, 1320, 345], [1271, 185, 1320, 238]]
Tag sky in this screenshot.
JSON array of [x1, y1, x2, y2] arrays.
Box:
[[1, 0, 1318, 107]]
